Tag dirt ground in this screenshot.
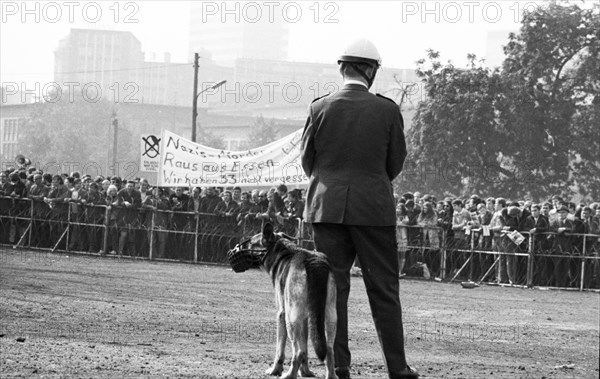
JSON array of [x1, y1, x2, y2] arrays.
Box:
[[1, 247, 598, 379]]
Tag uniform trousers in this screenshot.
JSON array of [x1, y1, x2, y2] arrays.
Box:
[[312, 223, 408, 374]]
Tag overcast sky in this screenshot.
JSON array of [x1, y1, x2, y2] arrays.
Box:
[[1, 0, 592, 88]]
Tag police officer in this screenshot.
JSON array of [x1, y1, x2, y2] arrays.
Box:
[[301, 39, 418, 379]]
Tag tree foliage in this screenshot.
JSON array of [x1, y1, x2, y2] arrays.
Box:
[[405, 2, 600, 201], [238, 115, 280, 150], [18, 91, 136, 177]]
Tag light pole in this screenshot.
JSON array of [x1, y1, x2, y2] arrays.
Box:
[[192, 79, 226, 142], [191, 54, 227, 142]]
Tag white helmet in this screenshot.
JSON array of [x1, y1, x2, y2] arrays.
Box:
[[338, 39, 381, 68]]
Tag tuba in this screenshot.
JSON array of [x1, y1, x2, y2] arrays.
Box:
[[15, 155, 32, 168]]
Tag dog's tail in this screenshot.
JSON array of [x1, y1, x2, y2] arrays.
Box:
[[306, 255, 330, 362]]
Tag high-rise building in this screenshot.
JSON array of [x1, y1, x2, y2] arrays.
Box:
[[54, 29, 144, 102], [54, 28, 231, 107], [188, 2, 290, 66]]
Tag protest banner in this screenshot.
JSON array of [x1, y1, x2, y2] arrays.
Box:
[[157, 129, 309, 187]]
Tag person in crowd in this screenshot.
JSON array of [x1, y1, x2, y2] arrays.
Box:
[[418, 201, 440, 275], [199, 187, 223, 214], [404, 199, 421, 249], [526, 204, 550, 254], [188, 187, 202, 213], [549, 205, 574, 287], [396, 201, 410, 276], [81, 182, 105, 254], [214, 190, 239, 217], [44, 175, 70, 249], [66, 178, 86, 251], [142, 187, 171, 259], [489, 198, 507, 283], [475, 203, 493, 250], [114, 180, 142, 256], [170, 186, 191, 229], [103, 184, 120, 255], [100, 179, 110, 196], [451, 199, 472, 249], [500, 201, 531, 285], [279, 189, 305, 236], [273, 184, 287, 214], [236, 191, 254, 224], [0, 171, 9, 195], [232, 186, 242, 203], [27, 173, 50, 247], [4, 172, 29, 244]]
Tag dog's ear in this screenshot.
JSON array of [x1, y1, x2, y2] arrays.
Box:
[[263, 223, 275, 241]]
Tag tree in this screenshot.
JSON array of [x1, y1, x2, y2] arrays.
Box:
[[18, 90, 137, 177], [402, 51, 503, 198], [197, 128, 226, 150], [497, 1, 600, 199], [238, 115, 280, 150], [405, 2, 600, 200]]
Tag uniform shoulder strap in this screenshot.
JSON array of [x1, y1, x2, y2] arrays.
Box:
[[376, 93, 397, 104], [311, 93, 330, 103]]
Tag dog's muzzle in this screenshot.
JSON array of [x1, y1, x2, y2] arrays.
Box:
[[227, 239, 266, 273]]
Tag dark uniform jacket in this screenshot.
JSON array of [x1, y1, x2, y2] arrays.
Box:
[[301, 84, 407, 226]]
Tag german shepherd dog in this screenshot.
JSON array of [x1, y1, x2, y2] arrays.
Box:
[[239, 223, 338, 379]]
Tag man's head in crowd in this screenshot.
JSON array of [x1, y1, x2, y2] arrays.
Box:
[[73, 178, 82, 191], [581, 207, 592, 220], [287, 190, 300, 205], [43, 173, 52, 186], [88, 182, 99, 194], [240, 191, 251, 204], [51, 175, 63, 187], [174, 186, 184, 197], [0, 172, 7, 184], [33, 174, 43, 186], [9, 173, 19, 184], [191, 187, 201, 199], [452, 199, 463, 212], [101, 180, 110, 192], [251, 190, 260, 204], [486, 197, 495, 212], [233, 186, 242, 201], [140, 179, 150, 193], [205, 187, 217, 197], [495, 198, 506, 212], [258, 190, 268, 203], [125, 181, 135, 193], [541, 202, 551, 217], [557, 205, 569, 220], [477, 203, 487, 215], [107, 185, 118, 197], [111, 176, 121, 189], [276, 184, 288, 197], [402, 192, 414, 202], [552, 196, 563, 210], [222, 190, 232, 203], [531, 204, 541, 218]]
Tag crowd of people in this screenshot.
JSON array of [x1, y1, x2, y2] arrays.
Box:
[[0, 166, 304, 259], [395, 192, 600, 288], [1, 166, 599, 288]]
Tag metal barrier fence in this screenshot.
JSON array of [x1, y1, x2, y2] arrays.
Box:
[[0, 196, 304, 266], [394, 224, 600, 291], [1, 197, 598, 291]]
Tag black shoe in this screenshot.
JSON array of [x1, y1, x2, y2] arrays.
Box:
[[390, 365, 419, 379], [335, 366, 351, 379]]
